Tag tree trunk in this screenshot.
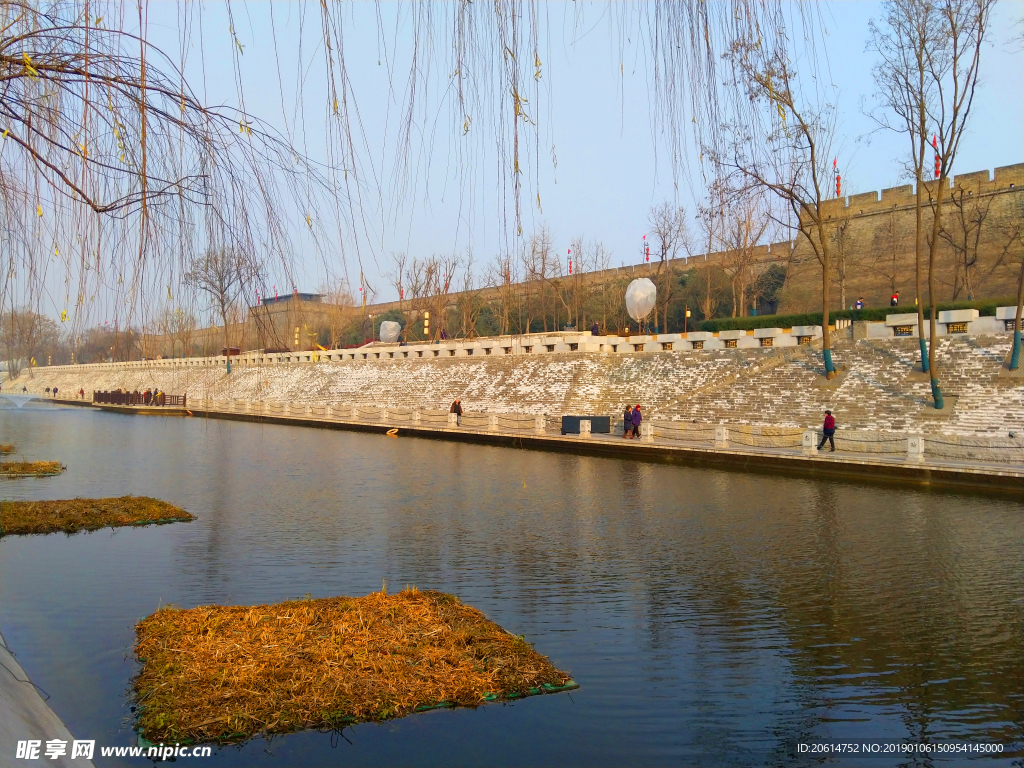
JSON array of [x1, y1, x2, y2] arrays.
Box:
[[1010, 257, 1023, 370], [926, 180, 946, 408], [915, 169, 929, 372]]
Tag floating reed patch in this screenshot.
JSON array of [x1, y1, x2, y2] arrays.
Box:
[[0, 496, 194, 536], [0, 443, 15, 454], [0, 461, 64, 477], [134, 589, 576, 744]]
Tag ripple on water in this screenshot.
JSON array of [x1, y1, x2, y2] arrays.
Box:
[[0, 404, 1021, 767]]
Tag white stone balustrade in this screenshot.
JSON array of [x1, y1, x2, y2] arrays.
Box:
[[715, 425, 729, 447], [907, 435, 925, 462]]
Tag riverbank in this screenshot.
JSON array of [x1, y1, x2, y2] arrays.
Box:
[[0, 630, 93, 768], [53, 397, 1024, 495]]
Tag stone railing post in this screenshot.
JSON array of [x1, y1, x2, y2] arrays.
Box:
[[488, 413, 498, 432], [413, 409, 421, 424], [381, 405, 388, 421], [447, 412, 458, 426], [534, 414, 546, 433], [639, 423, 653, 442], [714, 425, 729, 448], [802, 430, 818, 454], [305, 403, 313, 417], [907, 434, 925, 462], [579, 419, 592, 438], [351, 406, 358, 419]]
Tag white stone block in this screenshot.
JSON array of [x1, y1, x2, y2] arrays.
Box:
[[790, 325, 823, 337], [413, 410, 421, 423], [907, 434, 925, 462], [579, 419, 592, 437], [686, 331, 712, 341], [380, 406, 388, 420], [938, 309, 979, 323], [802, 430, 818, 454], [447, 412, 458, 425], [534, 414, 546, 433], [715, 425, 729, 447], [639, 422, 653, 442], [968, 317, 1004, 334], [885, 313, 920, 326], [753, 327, 783, 338], [488, 413, 498, 432], [718, 330, 747, 340], [996, 306, 1021, 320]]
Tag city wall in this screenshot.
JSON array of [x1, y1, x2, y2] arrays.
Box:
[[135, 164, 1022, 356]]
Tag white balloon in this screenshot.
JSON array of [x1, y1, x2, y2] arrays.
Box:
[[379, 320, 402, 343], [625, 278, 657, 322]]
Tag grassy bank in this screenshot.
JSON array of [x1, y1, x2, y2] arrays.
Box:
[[134, 588, 576, 744], [0, 496, 194, 535], [0, 461, 64, 477]]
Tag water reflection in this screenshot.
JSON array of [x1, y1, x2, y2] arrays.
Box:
[[0, 403, 1020, 766]]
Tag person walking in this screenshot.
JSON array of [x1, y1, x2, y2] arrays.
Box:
[[631, 404, 643, 439], [52, 387, 58, 399], [817, 410, 837, 452], [450, 398, 463, 426], [591, 321, 600, 335], [623, 405, 633, 438], [890, 291, 899, 307], [855, 297, 864, 310]]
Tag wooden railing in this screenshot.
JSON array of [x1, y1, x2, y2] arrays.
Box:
[[93, 391, 187, 408]]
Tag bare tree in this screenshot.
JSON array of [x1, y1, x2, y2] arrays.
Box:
[[920, 0, 994, 407], [831, 214, 853, 311], [159, 307, 196, 359], [423, 254, 459, 340], [940, 183, 992, 300], [716, 193, 771, 318], [183, 250, 252, 353], [648, 203, 690, 331], [455, 251, 487, 339], [709, 40, 843, 377], [693, 195, 727, 323], [873, 208, 907, 296], [870, 0, 945, 374]]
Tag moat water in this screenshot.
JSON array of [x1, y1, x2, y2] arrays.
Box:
[[1, 403, 1021, 766]]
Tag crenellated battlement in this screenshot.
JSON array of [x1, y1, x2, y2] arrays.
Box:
[[816, 164, 1022, 221]]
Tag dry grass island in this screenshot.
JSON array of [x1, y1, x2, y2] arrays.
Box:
[[0, 443, 15, 454], [0, 461, 65, 477], [134, 588, 577, 744], [0, 496, 195, 535]]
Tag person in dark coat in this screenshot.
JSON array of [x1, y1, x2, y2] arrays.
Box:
[[591, 321, 600, 335], [631, 404, 643, 439], [817, 409, 837, 452], [623, 405, 633, 438], [450, 398, 463, 425]]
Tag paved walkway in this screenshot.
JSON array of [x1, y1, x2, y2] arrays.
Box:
[[0, 630, 92, 768], [53, 397, 1018, 493]]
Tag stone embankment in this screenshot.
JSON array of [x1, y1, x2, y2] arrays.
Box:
[[12, 333, 1022, 434], [8, 329, 1022, 487]]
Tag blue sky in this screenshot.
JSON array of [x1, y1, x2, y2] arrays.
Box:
[[147, 1, 1024, 310]]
